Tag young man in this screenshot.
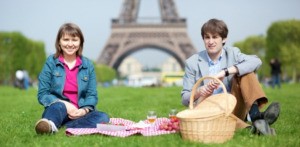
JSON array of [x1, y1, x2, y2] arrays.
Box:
[[181, 18, 280, 135]]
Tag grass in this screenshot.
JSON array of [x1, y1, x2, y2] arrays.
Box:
[[0, 84, 299, 147]]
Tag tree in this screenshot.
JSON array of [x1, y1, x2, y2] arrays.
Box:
[[0, 32, 46, 85], [266, 19, 300, 82], [234, 35, 265, 57], [95, 64, 116, 83], [279, 43, 300, 83], [24, 40, 46, 79], [234, 35, 267, 78]]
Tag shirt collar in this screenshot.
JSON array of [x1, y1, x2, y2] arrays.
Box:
[[206, 49, 224, 66], [58, 55, 82, 67]]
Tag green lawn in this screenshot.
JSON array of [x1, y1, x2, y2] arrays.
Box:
[[0, 84, 299, 147]]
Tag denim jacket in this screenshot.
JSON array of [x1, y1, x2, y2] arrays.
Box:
[[37, 54, 98, 110]]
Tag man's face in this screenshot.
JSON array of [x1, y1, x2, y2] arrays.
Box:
[[203, 32, 226, 58]]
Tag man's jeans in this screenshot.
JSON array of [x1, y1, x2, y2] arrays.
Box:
[[41, 102, 109, 128], [271, 74, 281, 89]]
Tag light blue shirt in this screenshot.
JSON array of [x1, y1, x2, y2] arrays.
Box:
[[206, 49, 224, 94]]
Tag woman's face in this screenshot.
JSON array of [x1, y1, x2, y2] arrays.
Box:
[[59, 34, 80, 57]]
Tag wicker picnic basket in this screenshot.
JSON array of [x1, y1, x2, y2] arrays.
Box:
[[177, 76, 237, 144]]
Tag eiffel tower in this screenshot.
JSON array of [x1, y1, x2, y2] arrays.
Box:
[[97, 0, 197, 70]]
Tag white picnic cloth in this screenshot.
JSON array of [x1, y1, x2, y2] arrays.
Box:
[[65, 118, 177, 137]]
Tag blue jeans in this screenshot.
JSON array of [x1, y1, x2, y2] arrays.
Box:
[[271, 74, 281, 89], [41, 102, 110, 128]]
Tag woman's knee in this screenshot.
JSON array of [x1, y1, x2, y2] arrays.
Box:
[[43, 102, 67, 115], [49, 102, 66, 110], [92, 111, 110, 123]]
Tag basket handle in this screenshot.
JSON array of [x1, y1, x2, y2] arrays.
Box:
[[189, 76, 228, 109]]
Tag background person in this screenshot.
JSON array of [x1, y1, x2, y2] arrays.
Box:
[[269, 58, 282, 89], [181, 18, 280, 135], [22, 70, 30, 90], [35, 23, 109, 134], [14, 70, 24, 89]]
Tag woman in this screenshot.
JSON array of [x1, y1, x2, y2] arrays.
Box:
[[35, 23, 109, 134]]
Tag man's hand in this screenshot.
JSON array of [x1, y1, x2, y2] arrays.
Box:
[[194, 79, 220, 101], [215, 70, 226, 81]]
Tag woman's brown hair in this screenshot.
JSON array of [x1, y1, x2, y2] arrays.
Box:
[[54, 23, 84, 58]]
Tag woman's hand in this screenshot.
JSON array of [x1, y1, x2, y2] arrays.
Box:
[[60, 100, 87, 119], [68, 108, 88, 119], [60, 100, 77, 114]]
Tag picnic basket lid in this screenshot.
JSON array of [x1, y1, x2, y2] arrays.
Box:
[[177, 76, 237, 119]]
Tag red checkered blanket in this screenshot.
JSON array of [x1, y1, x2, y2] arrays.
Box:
[[65, 118, 177, 137]]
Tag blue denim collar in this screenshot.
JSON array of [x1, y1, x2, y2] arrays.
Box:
[[52, 54, 88, 69]]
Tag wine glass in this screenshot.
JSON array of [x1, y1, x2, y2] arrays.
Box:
[[147, 111, 157, 123], [169, 109, 177, 119]]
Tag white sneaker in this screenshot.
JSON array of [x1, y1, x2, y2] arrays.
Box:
[[35, 119, 58, 134]]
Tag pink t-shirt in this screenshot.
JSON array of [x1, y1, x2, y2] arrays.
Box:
[[59, 56, 82, 108]]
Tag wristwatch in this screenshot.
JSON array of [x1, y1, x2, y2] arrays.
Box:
[[223, 68, 229, 77]]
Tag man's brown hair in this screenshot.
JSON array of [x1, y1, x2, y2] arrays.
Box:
[[201, 18, 228, 41]]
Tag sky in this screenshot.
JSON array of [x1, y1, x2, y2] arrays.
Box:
[[1, 0, 300, 68]]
